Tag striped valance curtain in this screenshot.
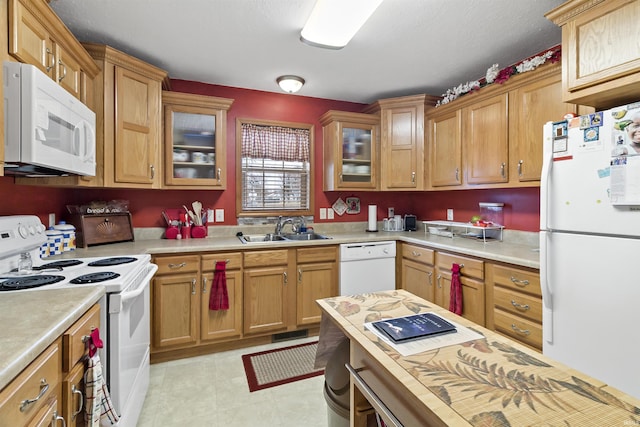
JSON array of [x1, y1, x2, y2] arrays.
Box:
[[241, 123, 310, 162]]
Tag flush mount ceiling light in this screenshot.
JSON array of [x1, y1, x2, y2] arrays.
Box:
[[276, 75, 305, 93], [300, 0, 384, 49]]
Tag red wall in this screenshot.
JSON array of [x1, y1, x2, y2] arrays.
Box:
[[0, 82, 541, 231]]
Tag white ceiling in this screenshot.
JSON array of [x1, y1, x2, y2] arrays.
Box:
[[49, 0, 565, 104]]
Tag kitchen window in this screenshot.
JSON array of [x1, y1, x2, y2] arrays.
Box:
[[236, 119, 313, 216]]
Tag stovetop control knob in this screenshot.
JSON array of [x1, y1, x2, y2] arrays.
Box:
[[18, 224, 28, 239]]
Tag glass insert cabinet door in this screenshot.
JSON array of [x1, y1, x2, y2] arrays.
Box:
[[341, 125, 374, 185], [163, 91, 233, 188], [320, 110, 379, 190]]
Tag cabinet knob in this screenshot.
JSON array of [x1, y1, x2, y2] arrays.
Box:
[[411, 251, 421, 257], [71, 384, 84, 420], [168, 262, 187, 269], [150, 164, 156, 179], [455, 167, 459, 181], [517, 159, 524, 177], [500, 162, 506, 179], [411, 171, 416, 183], [202, 277, 208, 293], [283, 272, 288, 285], [298, 269, 303, 283], [191, 278, 196, 295], [45, 48, 55, 72], [427, 271, 433, 286], [217, 167, 222, 183]]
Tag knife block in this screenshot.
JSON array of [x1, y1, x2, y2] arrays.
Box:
[[68, 213, 134, 248]]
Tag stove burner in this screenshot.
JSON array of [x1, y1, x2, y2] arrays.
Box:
[[39, 260, 84, 269], [88, 257, 137, 267], [0, 275, 66, 291], [70, 272, 120, 284]]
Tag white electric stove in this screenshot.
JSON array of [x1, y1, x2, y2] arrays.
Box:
[[0, 215, 157, 427]]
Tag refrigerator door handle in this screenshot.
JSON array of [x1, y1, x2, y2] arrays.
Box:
[[540, 123, 554, 232], [540, 230, 553, 344]]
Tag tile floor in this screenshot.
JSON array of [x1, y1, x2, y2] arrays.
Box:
[[137, 337, 332, 426]]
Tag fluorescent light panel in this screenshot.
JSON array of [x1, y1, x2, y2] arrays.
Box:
[[300, 0, 384, 49]]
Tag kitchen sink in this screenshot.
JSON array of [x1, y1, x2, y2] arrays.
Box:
[[237, 232, 331, 244], [237, 234, 287, 243], [281, 233, 331, 241]]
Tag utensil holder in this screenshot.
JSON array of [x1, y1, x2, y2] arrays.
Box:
[[165, 226, 179, 239], [191, 225, 207, 238]]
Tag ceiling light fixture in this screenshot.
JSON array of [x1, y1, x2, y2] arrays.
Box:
[[300, 0, 384, 49], [276, 75, 305, 93]]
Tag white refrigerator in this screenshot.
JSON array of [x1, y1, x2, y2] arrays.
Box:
[[540, 102, 640, 399]]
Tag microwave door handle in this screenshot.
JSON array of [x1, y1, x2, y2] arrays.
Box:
[[75, 120, 95, 162]]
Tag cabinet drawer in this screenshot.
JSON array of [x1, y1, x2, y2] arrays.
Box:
[[493, 287, 542, 323], [201, 252, 242, 271], [154, 255, 200, 275], [436, 252, 484, 280], [492, 265, 540, 297], [494, 309, 542, 350], [402, 243, 434, 265], [296, 246, 337, 263], [0, 340, 61, 425], [243, 249, 289, 268], [62, 304, 100, 372]]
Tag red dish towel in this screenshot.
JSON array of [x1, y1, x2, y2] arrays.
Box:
[[209, 261, 229, 310], [449, 263, 463, 315]]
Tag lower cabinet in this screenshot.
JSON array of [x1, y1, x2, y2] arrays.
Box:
[[486, 263, 542, 350], [151, 246, 339, 359], [243, 249, 291, 335], [400, 243, 435, 301], [434, 252, 485, 326], [151, 254, 201, 349], [296, 246, 338, 326], [0, 304, 100, 427], [200, 253, 243, 342]]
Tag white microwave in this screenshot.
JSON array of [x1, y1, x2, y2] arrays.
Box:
[[3, 61, 96, 176]]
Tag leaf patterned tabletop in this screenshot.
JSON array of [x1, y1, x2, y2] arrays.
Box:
[[317, 290, 640, 427]]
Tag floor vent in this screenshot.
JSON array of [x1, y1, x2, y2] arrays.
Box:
[[272, 329, 308, 343]]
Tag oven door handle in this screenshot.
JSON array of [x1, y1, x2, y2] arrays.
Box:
[[109, 264, 158, 314]]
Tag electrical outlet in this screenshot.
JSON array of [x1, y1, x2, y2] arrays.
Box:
[[319, 208, 327, 220], [327, 208, 335, 220], [207, 209, 214, 224], [447, 209, 454, 221], [215, 209, 224, 222], [388, 207, 394, 218], [48, 213, 55, 228]]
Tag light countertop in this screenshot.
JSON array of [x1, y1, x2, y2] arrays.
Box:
[[57, 226, 540, 269], [0, 286, 105, 391]]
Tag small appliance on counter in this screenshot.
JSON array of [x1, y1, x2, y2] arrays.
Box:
[[404, 214, 417, 231]]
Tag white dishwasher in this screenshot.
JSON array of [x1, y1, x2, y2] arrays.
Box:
[[339, 241, 396, 295]]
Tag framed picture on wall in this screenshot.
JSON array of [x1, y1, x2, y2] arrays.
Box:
[[346, 197, 360, 214]]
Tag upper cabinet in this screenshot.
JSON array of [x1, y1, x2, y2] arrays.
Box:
[[85, 43, 168, 189], [320, 110, 379, 191], [162, 91, 233, 189], [365, 95, 439, 191], [463, 94, 509, 185], [546, 0, 640, 109], [8, 0, 99, 104], [426, 63, 587, 190]]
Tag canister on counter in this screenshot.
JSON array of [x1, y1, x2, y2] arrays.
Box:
[[45, 228, 64, 256], [53, 221, 76, 251]]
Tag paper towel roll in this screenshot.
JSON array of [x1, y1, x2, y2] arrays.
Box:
[[367, 205, 377, 231]]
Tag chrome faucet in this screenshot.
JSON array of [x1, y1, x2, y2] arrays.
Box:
[[274, 216, 306, 235]]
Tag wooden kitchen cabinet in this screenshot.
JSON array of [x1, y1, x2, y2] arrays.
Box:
[[0, 339, 61, 426], [364, 94, 439, 190], [200, 253, 243, 341], [435, 252, 485, 326], [8, 0, 99, 103], [546, 0, 640, 109], [400, 243, 435, 302], [84, 43, 168, 189], [427, 109, 462, 187], [295, 246, 338, 326], [162, 91, 233, 189], [151, 254, 201, 349], [486, 263, 542, 350], [463, 93, 509, 185], [243, 249, 292, 335], [320, 110, 380, 190]]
